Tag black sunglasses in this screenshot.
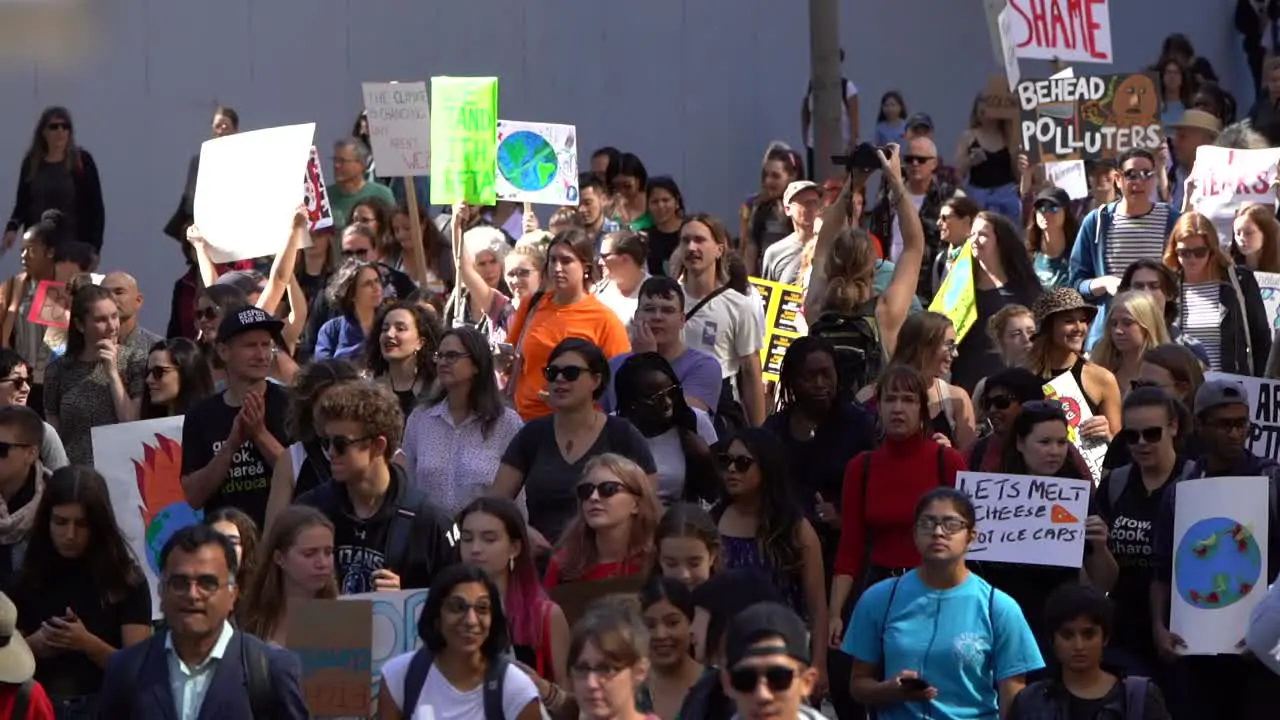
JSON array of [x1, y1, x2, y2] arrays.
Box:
[[1176, 246, 1210, 260], [729, 665, 796, 694], [319, 435, 375, 455], [575, 480, 629, 502], [342, 248, 370, 259], [1119, 426, 1164, 445], [0, 376, 30, 389], [195, 307, 220, 321], [544, 365, 589, 383], [902, 155, 933, 165], [0, 441, 31, 459], [1034, 203, 1062, 214], [984, 393, 1017, 411], [147, 366, 177, 381], [45, 122, 70, 132], [717, 453, 756, 473], [1123, 168, 1155, 181]]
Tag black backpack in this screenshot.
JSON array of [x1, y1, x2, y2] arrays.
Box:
[[402, 648, 509, 719], [808, 297, 885, 395]]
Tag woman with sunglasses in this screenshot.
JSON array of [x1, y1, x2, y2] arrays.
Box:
[[3, 107, 104, 255], [1027, 187, 1081, 291], [379, 563, 543, 720], [640, 577, 708, 720], [0, 348, 67, 470], [141, 338, 213, 419], [544, 453, 661, 590], [1102, 343, 1207, 471], [492, 338, 655, 559], [1118, 258, 1212, 368], [1162, 211, 1270, 375], [596, 231, 651, 325], [844, 487, 1044, 718], [712, 427, 828, 694], [967, 367, 1049, 471], [614, 353, 718, 505], [1094, 387, 1189, 680]]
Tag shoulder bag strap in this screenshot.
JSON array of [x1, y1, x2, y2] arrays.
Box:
[[484, 655, 510, 720], [1226, 267, 1254, 371], [12, 678, 31, 720], [403, 648, 436, 713], [512, 291, 545, 357], [685, 284, 732, 321], [242, 635, 274, 719], [385, 505, 418, 575], [859, 453, 874, 591]]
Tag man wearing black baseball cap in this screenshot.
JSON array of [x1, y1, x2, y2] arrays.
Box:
[[180, 306, 291, 527], [721, 602, 825, 720]]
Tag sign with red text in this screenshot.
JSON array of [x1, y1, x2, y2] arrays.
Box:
[[302, 146, 333, 233], [999, 5, 1022, 92], [1188, 146, 1280, 248], [956, 471, 1091, 568], [1017, 73, 1161, 163], [1008, 0, 1112, 64], [362, 81, 431, 177]]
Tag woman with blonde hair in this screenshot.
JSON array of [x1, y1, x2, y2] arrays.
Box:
[[1163, 211, 1270, 374], [544, 453, 661, 589], [1089, 291, 1172, 395], [238, 505, 337, 646], [1231, 203, 1280, 273]]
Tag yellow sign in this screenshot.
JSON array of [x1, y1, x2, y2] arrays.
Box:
[[749, 276, 805, 382]]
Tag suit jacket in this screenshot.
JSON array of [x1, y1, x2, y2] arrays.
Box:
[[163, 154, 200, 243], [96, 628, 310, 720]]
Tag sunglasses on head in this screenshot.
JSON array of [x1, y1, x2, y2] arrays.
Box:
[[318, 434, 374, 455], [575, 480, 630, 502], [544, 365, 588, 383], [1176, 246, 1210, 260], [717, 453, 756, 473], [1123, 169, 1155, 182], [0, 441, 30, 459], [984, 393, 1017, 411], [728, 665, 797, 694], [1119, 426, 1164, 445]]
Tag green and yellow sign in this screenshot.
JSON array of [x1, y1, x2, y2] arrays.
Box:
[[429, 76, 498, 205]]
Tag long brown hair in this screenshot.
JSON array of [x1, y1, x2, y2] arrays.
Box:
[[1232, 204, 1280, 273], [1163, 212, 1231, 281], [239, 506, 338, 641], [888, 311, 953, 372], [555, 454, 661, 583], [818, 227, 879, 314]]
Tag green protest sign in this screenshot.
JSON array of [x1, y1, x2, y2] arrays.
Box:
[[429, 77, 498, 205]]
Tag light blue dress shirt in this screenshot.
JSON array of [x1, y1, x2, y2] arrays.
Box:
[[165, 620, 235, 720]]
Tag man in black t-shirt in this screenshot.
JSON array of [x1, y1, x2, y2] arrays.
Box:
[[180, 307, 289, 527]]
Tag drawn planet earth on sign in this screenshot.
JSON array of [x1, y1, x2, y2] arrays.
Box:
[[1174, 516, 1262, 609], [497, 131, 559, 192], [145, 504, 202, 574]]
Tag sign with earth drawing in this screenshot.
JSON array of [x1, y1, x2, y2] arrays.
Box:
[[495, 120, 579, 205]]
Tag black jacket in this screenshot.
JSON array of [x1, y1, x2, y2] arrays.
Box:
[[869, 175, 955, 305], [162, 153, 200, 243], [1007, 676, 1169, 720], [6, 149, 105, 252], [296, 462, 460, 593], [1178, 265, 1271, 376]]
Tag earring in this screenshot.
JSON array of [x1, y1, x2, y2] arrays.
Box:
[[508, 556, 515, 572]]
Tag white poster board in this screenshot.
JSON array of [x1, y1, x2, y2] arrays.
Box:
[[1047, 160, 1089, 200], [93, 417, 193, 619], [1256, 272, 1280, 337], [957, 471, 1091, 568], [1171, 476, 1270, 655], [1044, 370, 1108, 483], [1188, 146, 1280, 248], [1204, 372, 1280, 462], [194, 123, 316, 263], [495, 120, 580, 206], [362, 81, 431, 177], [340, 589, 429, 710], [1007, 0, 1112, 64], [998, 6, 1021, 92]]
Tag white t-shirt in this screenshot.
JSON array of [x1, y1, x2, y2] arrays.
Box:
[[805, 78, 858, 147], [889, 193, 926, 260], [681, 286, 765, 379], [647, 408, 720, 502], [380, 652, 540, 720], [595, 275, 647, 326]]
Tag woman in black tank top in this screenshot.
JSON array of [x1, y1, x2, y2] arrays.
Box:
[[956, 94, 1022, 222]]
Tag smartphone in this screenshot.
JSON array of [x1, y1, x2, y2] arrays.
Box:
[[898, 677, 931, 692]]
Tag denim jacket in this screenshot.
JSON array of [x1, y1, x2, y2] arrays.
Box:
[[314, 314, 366, 360]]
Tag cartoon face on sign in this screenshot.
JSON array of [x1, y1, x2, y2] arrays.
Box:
[[1110, 75, 1159, 127]]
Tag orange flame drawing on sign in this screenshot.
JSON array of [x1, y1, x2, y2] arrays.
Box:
[[133, 434, 184, 528]]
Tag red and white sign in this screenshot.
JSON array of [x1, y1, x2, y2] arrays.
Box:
[[1008, 0, 1112, 65], [302, 146, 333, 232], [1189, 146, 1280, 247]]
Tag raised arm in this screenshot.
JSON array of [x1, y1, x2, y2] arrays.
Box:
[[875, 144, 923, 356], [185, 225, 218, 290], [257, 208, 307, 315]]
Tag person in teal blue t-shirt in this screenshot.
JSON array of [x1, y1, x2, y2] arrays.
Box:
[[842, 487, 1044, 719]]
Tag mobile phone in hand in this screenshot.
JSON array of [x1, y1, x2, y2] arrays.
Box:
[[899, 677, 931, 692]]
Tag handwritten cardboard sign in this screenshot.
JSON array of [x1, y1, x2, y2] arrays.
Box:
[[748, 277, 805, 382], [362, 81, 431, 177], [496, 120, 580, 206], [302, 146, 333, 233], [430, 76, 499, 205], [1007, 0, 1112, 64], [1046, 160, 1089, 200], [1044, 370, 1108, 484], [1205, 372, 1280, 463], [957, 471, 1091, 568], [27, 280, 69, 328], [1188, 146, 1280, 247], [288, 599, 373, 717], [340, 589, 428, 713], [1017, 73, 1161, 163], [1256, 272, 1280, 333]]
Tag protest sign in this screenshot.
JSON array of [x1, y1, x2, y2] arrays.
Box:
[[984, 0, 1009, 64], [495, 120, 580, 206], [1204, 372, 1280, 462], [1255, 272, 1280, 333], [982, 77, 1019, 122], [1187, 146, 1280, 246], [1043, 370, 1107, 483], [998, 6, 1021, 93], [341, 589, 428, 709], [1046, 160, 1089, 199], [430, 76, 499, 205], [288, 600, 373, 717], [930, 238, 977, 341], [1170, 476, 1270, 655], [1007, 0, 1112, 64], [748, 277, 805, 382], [362, 81, 430, 177], [1016, 74, 1161, 163], [302, 146, 333, 233], [194, 123, 316, 263], [93, 417, 193, 619], [956, 471, 1091, 567], [549, 574, 648, 627], [27, 280, 68, 328]]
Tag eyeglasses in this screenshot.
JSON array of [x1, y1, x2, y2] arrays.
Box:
[[544, 365, 589, 383], [0, 441, 32, 459], [442, 597, 492, 617], [902, 155, 934, 165], [1119, 426, 1165, 445], [147, 366, 177, 381], [195, 307, 220, 321], [45, 122, 69, 132], [0, 376, 30, 389], [914, 515, 970, 535], [1123, 169, 1156, 181], [1176, 246, 1210, 260], [1035, 204, 1063, 214], [433, 350, 469, 365], [729, 665, 797, 694], [717, 453, 756, 473], [636, 386, 678, 407], [983, 393, 1017, 411], [351, 214, 376, 224], [505, 268, 533, 279], [569, 662, 624, 681], [342, 248, 371, 260], [163, 573, 229, 596], [575, 480, 631, 502], [942, 340, 958, 358], [318, 434, 375, 455]]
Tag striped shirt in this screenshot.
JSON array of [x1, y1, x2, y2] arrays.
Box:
[[1103, 204, 1172, 277], [1181, 281, 1222, 370]]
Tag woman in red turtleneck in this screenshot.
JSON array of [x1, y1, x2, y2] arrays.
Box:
[[825, 364, 966, 647]]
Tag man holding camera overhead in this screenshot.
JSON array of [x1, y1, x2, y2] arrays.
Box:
[[869, 136, 957, 305]]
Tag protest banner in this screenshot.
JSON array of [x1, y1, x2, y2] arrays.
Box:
[[362, 81, 430, 177], [1187, 146, 1280, 246], [1204, 372, 1280, 462], [93, 417, 193, 619], [748, 277, 805, 382], [26, 280, 68, 329], [1007, 0, 1112, 64], [289, 600, 374, 717], [956, 471, 1091, 567], [930, 238, 977, 341], [495, 120, 580, 206], [1170, 476, 1270, 655], [982, 77, 1019, 122], [341, 589, 429, 710], [1043, 370, 1107, 483], [194, 123, 316, 263], [984, 0, 1008, 64], [998, 5, 1021, 93], [549, 574, 648, 627], [1256, 272, 1280, 333], [1016, 73, 1161, 164], [302, 146, 333, 234], [430, 76, 499, 206], [1046, 160, 1089, 199]]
